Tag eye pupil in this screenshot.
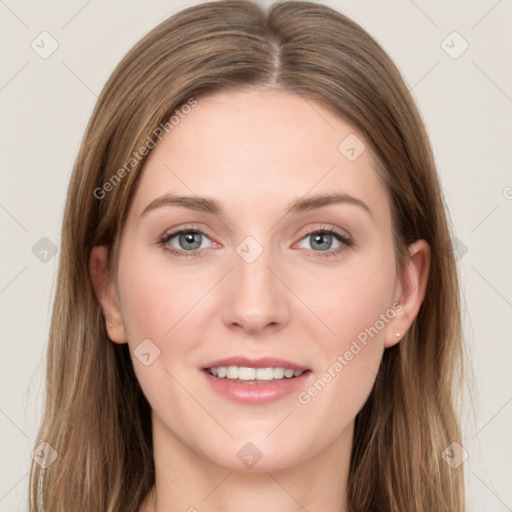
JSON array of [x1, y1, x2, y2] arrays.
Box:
[[180, 231, 202, 250], [311, 232, 332, 251]]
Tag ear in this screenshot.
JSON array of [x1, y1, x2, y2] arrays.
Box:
[[384, 239, 431, 348], [89, 245, 128, 344]]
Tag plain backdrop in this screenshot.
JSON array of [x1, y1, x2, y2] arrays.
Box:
[[1, 1, 511, 510]]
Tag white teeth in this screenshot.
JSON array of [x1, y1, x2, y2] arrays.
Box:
[[238, 367, 256, 380], [273, 367, 285, 379], [226, 365, 238, 379], [255, 368, 274, 380], [207, 365, 305, 381]]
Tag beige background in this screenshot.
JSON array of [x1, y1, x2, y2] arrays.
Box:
[[1, 0, 511, 510]]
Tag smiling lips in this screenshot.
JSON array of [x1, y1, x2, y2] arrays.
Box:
[[203, 356, 310, 381], [202, 356, 312, 404]]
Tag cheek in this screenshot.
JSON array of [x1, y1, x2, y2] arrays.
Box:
[[293, 291, 392, 448], [300, 251, 396, 346], [117, 251, 210, 342], [116, 250, 216, 398], [116, 254, 206, 417], [295, 249, 396, 401]]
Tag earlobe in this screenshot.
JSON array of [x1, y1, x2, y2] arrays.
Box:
[[384, 239, 431, 348], [89, 245, 128, 344]]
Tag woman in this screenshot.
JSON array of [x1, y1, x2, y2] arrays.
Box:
[[29, 1, 466, 510]]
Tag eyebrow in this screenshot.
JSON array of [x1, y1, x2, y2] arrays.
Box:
[[141, 192, 373, 219]]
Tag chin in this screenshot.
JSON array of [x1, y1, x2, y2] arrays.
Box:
[[194, 434, 314, 473]]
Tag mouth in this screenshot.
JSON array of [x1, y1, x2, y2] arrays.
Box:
[[201, 357, 312, 404]]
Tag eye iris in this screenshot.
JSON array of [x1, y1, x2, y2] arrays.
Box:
[[179, 232, 202, 250], [311, 232, 332, 251]]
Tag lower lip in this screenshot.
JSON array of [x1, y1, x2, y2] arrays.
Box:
[[203, 370, 311, 404]]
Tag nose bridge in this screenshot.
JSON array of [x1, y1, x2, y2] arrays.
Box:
[[222, 233, 289, 333]]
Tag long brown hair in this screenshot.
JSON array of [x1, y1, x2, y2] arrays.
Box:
[[29, 1, 466, 510]]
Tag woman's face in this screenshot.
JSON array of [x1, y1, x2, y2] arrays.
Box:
[[94, 89, 426, 471]]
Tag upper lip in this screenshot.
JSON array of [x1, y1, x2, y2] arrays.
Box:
[[202, 356, 310, 372]]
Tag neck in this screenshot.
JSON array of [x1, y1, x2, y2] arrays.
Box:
[[140, 413, 353, 512]]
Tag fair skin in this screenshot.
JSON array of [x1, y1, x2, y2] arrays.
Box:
[[90, 89, 430, 512]]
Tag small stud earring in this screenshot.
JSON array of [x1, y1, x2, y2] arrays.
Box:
[[395, 332, 401, 338]]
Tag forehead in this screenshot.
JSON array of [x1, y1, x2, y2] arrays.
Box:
[[129, 89, 390, 222]]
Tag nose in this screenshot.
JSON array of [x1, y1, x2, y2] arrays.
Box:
[[221, 238, 291, 336]]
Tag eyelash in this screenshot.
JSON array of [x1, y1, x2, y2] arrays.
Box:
[[157, 224, 353, 260]]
